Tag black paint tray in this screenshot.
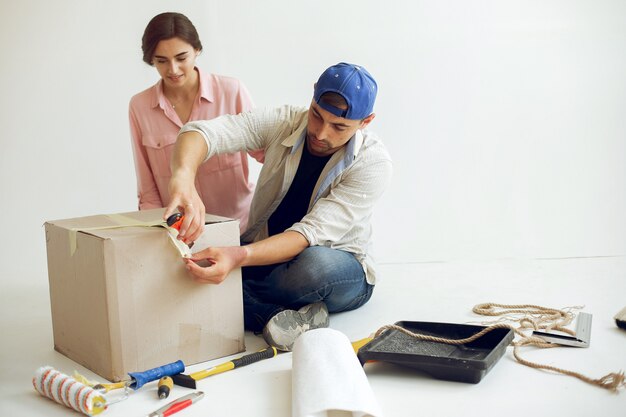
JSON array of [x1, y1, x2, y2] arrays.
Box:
[[358, 321, 514, 383]]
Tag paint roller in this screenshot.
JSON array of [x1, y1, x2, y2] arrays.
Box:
[[92, 360, 184, 391], [33, 366, 121, 416], [33, 360, 184, 415]]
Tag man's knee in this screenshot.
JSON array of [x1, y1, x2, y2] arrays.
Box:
[[292, 246, 359, 279]]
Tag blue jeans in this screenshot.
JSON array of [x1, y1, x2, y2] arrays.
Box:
[[242, 246, 374, 332]]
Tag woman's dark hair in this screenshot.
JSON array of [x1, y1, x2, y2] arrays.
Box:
[[141, 12, 203, 65]]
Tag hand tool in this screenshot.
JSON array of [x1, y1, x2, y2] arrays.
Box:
[[166, 213, 184, 231], [157, 376, 173, 399], [148, 391, 204, 417], [166, 212, 195, 252], [93, 360, 184, 392], [532, 312, 592, 347], [351, 337, 373, 354], [171, 347, 277, 389], [33, 366, 128, 416]]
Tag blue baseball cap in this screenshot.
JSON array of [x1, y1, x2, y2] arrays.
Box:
[[313, 62, 377, 120]]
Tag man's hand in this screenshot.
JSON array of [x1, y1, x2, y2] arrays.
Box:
[[183, 231, 309, 284], [184, 246, 248, 284], [164, 130, 210, 243], [164, 170, 205, 243]]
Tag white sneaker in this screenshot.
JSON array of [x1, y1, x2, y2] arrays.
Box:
[[262, 302, 330, 351]]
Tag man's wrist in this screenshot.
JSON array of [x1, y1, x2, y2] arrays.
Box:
[[171, 166, 196, 183], [238, 245, 250, 267]]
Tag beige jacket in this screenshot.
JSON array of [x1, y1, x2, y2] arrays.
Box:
[[179, 105, 393, 284]]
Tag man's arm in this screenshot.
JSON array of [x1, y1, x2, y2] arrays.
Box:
[[164, 130, 209, 243], [165, 107, 301, 241], [183, 231, 309, 284], [235, 80, 266, 163]]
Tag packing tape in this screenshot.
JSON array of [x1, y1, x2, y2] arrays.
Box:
[[68, 214, 190, 258]]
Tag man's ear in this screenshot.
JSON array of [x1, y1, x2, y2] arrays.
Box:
[[360, 113, 376, 129]]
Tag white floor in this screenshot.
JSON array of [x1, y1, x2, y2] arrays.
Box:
[[1, 257, 625, 416]]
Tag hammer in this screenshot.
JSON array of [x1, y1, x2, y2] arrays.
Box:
[[171, 347, 277, 389]]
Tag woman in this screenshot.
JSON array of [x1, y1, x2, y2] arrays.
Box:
[[129, 12, 261, 232]]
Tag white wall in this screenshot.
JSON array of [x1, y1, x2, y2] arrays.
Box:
[[1, 0, 625, 284]]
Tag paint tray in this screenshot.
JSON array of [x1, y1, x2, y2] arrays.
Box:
[[357, 321, 514, 383]]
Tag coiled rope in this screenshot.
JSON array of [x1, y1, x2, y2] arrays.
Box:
[[374, 303, 625, 392]]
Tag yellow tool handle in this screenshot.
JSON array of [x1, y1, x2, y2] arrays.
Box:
[[157, 376, 173, 399], [189, 362, 235, 380], [189, 347, 277, 380], [352, 337, 373, 353], [97, 381, 128, 392]]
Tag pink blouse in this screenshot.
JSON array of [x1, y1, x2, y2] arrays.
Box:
[[129, 67, 259, 232]]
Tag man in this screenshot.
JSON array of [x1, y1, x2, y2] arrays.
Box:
[[165, 62, 392, 351]]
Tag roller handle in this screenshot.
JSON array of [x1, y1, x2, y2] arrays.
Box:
[[231, 347, 277, 368], [129, 360, 185, 390]]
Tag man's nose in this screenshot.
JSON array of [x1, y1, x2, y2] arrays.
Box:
[[316, 123, 331, 140]]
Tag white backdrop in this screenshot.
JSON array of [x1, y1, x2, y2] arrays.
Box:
[[1, 0, 625, 284]]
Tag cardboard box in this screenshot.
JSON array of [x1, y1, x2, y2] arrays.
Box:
[[44, 208, 245, 381]]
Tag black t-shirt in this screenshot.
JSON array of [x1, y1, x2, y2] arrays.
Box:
[[267, 142, 332, 236]]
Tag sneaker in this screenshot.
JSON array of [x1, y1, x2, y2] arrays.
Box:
[[262, 302, 330, 351]]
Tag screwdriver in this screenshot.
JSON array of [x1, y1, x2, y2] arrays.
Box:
[[157, 376, 173, 399], [148, 391, 204, 417]]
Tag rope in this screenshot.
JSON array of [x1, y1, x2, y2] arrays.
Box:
[[374, 303, 625, 393]]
